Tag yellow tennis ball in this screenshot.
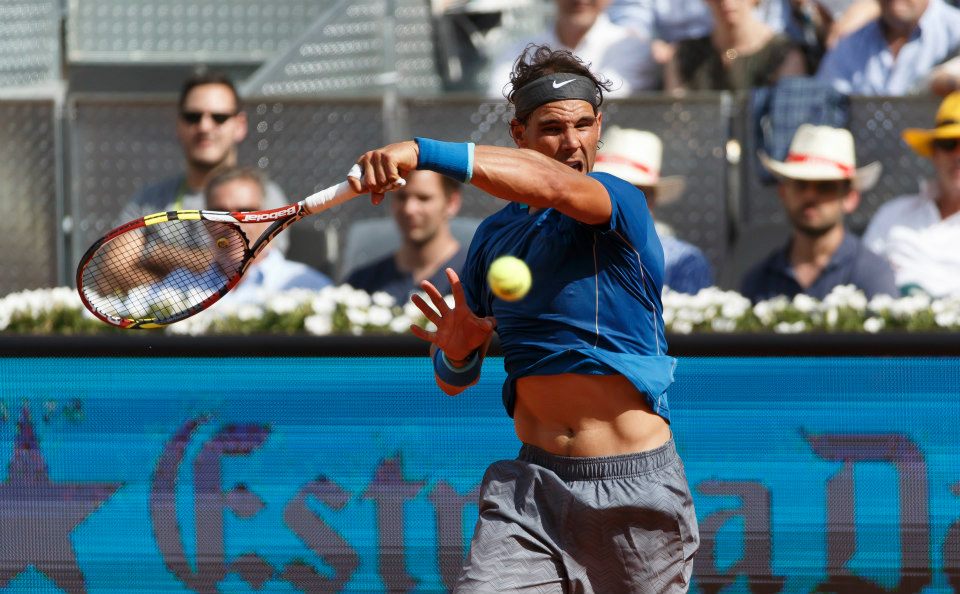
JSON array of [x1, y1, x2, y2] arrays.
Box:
[[487, 256, 532, 302], [216, 237, 229, 248]]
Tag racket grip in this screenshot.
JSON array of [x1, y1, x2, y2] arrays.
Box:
[[300, 164, 406, 214], [300, 164, 362, 214]]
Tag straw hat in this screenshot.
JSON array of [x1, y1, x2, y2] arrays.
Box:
[[593, 126, 686, 205], [902, 91, 960, 158], [759, 124, 882, 191]]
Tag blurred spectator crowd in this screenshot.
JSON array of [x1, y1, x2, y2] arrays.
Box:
[[481, 0, 960, 98], [237, 0, 960, 303], [6, 0, 960, 309], [476, 0, 960, 302]]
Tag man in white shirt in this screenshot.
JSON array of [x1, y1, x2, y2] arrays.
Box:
[[202, 167, 331, 305], [486, 0, 659, 98], [864, 91, 960, 296], [125, 167, 330, 320]]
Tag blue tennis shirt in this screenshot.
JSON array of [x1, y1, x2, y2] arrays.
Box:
[[462, 172, 677, 421]]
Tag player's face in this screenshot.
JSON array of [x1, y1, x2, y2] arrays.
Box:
[[390, 170, 458, 246], [932, 136, 960, 196], [779, 178, 856, 237], [177, 84, 248, 170], [513, 100, 602, 174]]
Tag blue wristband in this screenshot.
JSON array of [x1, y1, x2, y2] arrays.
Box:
[[433, 348, 481, 387], [414, 138, 475, 183]]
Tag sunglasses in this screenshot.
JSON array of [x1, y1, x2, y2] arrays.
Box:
[[179, 111, 236, 125], [785, 179, 851, 194], [932, 138, 960, 152]]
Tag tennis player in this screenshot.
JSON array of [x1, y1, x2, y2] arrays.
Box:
[[351, 44, 698, 593]]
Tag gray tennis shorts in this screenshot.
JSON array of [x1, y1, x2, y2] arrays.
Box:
[[455, 439, 699, 594]]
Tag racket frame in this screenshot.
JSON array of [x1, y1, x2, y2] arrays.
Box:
[[76, 169, 372, 329], [76, 206, 307, 329]]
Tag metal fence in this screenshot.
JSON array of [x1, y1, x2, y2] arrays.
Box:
[[241, 0, 443, 98], [0, 100, 61, 291], [66, 0, 326, 64], [0, 0, 60, 88], [0, 93, 943, 295]]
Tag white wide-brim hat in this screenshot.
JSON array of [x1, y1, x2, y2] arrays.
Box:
[[594, 126, 686, 205], [759, 124, 882, 191]]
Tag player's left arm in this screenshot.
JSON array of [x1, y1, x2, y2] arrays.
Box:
[[426, 330, 496, 396], [409, 268, 497, 396]]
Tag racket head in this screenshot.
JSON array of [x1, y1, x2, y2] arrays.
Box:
[[77, 170, 363, 329], [76, 209, 288, 328]]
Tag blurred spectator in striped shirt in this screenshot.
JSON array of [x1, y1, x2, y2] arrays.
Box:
[[817, 0, 960, 95]]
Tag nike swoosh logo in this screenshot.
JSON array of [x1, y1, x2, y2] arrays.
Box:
[[552, 79, 576, 89]]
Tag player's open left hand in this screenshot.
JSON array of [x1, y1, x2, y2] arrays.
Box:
[[350, 141, 420, 205], [410, 268, 496, 359]]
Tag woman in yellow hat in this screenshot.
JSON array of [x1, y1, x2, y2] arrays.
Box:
[[863, 92, 960, 296]]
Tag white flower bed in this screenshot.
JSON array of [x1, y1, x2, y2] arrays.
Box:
[[661, 285, 960, 334], [2, 284, 959, 335]]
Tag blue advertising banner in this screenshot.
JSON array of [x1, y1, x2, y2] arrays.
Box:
[[0, 356, 958, 593]]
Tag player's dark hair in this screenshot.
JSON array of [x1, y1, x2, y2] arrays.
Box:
[[506, 44, 612, 122], [178, 71, 242, 113]]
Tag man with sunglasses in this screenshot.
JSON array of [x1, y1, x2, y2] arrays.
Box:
[[864, 91, 960, 296], [741, 124, 897, 302], [116, 71, 289, 254]]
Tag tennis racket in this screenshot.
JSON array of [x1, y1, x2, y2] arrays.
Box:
[[77, 165, 396, 329]]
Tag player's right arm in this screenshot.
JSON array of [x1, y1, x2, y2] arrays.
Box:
[[469, 145, 612, 225], [409, 268, 496, 396], [351, 140, 612, 226]]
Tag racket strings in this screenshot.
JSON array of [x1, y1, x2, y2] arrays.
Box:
[[80, 220, 248, 324]]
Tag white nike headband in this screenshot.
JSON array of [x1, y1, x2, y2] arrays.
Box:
[[512, 73, 602, 121]]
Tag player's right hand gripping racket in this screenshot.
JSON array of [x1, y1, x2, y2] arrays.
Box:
[[77, 165, 396, 329]]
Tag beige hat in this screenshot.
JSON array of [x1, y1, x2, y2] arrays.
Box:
[[759, 124, 882, 191], [593, 126, 686, 205], [902, 91, 960, 158]]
